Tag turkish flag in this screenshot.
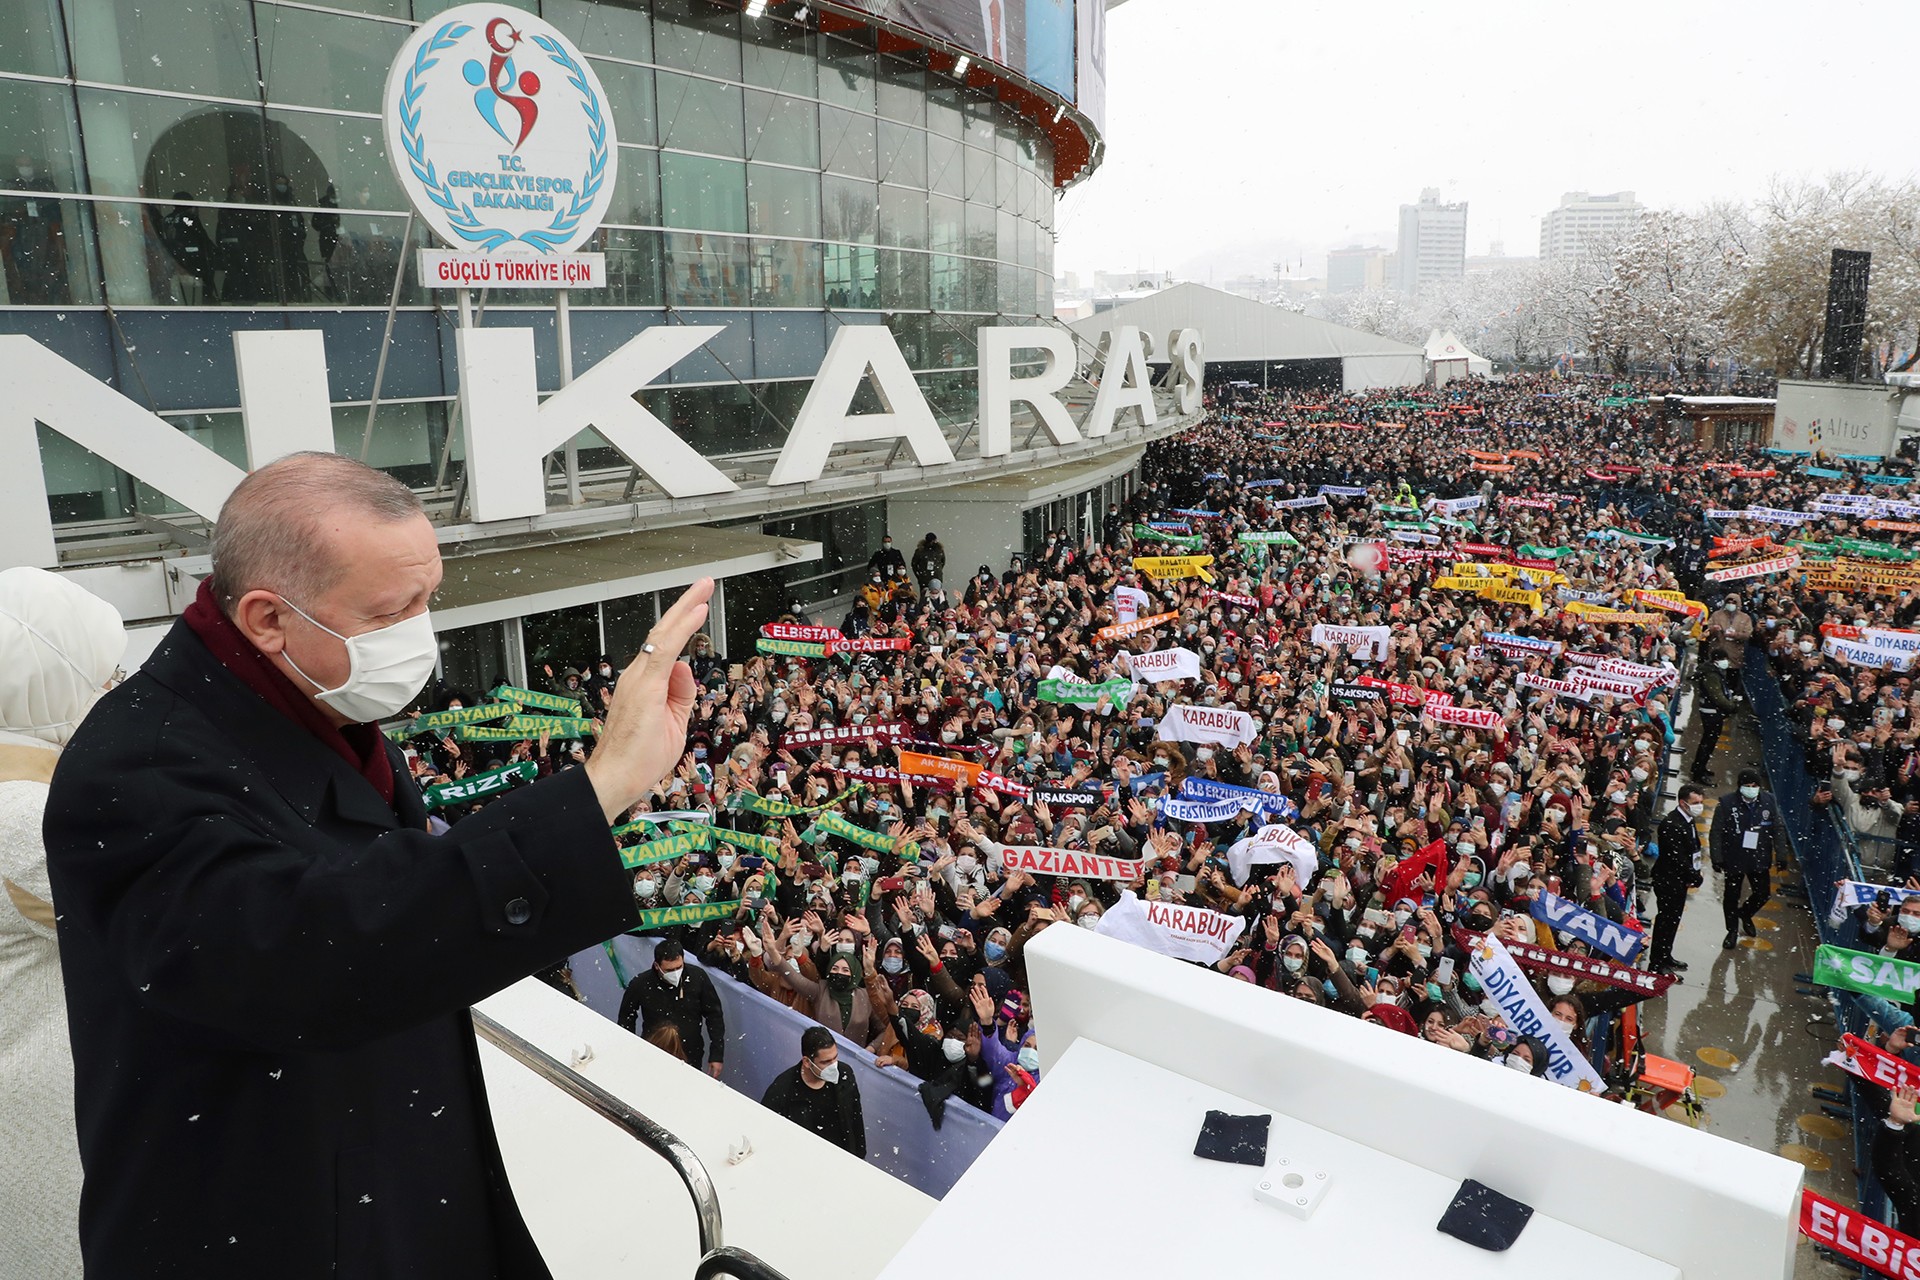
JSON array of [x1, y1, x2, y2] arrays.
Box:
[[1382, 838, 1450, 907]]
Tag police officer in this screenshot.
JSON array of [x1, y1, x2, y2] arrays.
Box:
[[1710, 768, 1782, 950], [1689, 654, 1741, 785], [1648, 785, 1706, 976]]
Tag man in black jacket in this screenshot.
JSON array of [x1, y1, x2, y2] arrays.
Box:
[[1689, 655, 1740, 784], [44, 452, 714, 1280], [618, 939, 726, 1076], [761, 1025, 866, 1158], [1648, 786, 1706, 977], [1710, 768, 1783, 951]]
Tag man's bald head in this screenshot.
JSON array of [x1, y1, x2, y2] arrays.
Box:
[[209, 452, 424, 616]]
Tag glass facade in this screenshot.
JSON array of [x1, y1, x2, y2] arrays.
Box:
[[0, 0, 1063, 525]]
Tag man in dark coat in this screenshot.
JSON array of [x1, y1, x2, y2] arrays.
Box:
[[618, 939, 727, 1075], [761, 1025, 866, 1158], [1710, 767, 1783, 951], [44, 452, 715, 1280], [1647, 786, 1706, 977], [1689, 655, 1740, 784]]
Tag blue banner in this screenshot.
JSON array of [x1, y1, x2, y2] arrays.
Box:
[[1177, 776, 1300, 822], [1866, 475, 1914, 486], [1529, 890, 1644, 963], [1806, 466, 1847, 479]]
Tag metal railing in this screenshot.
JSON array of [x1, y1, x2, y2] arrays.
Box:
[[470, 1010, 791, 1280]]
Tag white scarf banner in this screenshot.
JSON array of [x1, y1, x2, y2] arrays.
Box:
[[1824, 635, 1917, 672], [1318, 485, 1369, 498], [1113, 585, 1152, 625], [1518, 672, 1594, 702], [1310, 623, 1391, 662], [1703, 507, 1817, 525], [1431, 495, 1484, 515], [1422, 703, 1505, 730], [1156, 704, 1257, 749], [1126, 646, 1203, 683], [1226, 822, 1320, 887], [1160, 795, 1256, 824], [1829, 880, 1920, 929], [1095, 890, 1248, 964], [1464, 934, 1608, 1093], [1704, 551, 1800, 582], [1269, 494, 1330, 510]]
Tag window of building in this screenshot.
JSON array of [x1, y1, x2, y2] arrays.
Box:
[[751, 237, 822, 307], [818, 34, 875, 113], [661, 151, 746, 232], [257, 6, 406, 113], [747, 162, 819, 238], [663, 230, 750, 306], [436, 621, 511, 702], [591, 57, 658, 147], [74, 0, 261, 100], [742, 15, 815, 95], [545, 0, 653, 62], [607, 145, 661, 227], [651, 0, 742, 81], [657, 70, 744, 156], [2, 0, 71, 76], [744, 90, 817, 166], [819, 105, 876, 179], [878, 120, 926, 189]]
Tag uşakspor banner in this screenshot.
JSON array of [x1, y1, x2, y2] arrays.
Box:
[[830, 0, 1078, 103]]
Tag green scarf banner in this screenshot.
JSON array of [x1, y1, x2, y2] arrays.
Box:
[[1375, 504, 1422, 519], [421, 760, 538, 809], [503, 715, 596, 739], [1517, 544, 1576, 560], [490, 685, 583, 716], [609, 810, 711, 841], [756, 637, 828, 658], [385, 701, 520, 741], [1617, 531, 1674, 548], [1382, 520, 1438, 533], [1038, 677, 1134, 704], [635, 899, 741, 930], [806, 810, 920, 862], [1238, 530, 1300, 548], [725, 784, 864, 819], [1132, 524, 1204, 550], [1836, 537, 1919, 563], [619, 827, 714, 869], [1813, 943, 1920, 1003], [716, 828, 783, 859], [455, 725, 539, 742]]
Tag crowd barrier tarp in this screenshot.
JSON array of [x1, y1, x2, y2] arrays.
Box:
[[1746, 651, 1889, 1225], [569, 938, 1002, 1199]]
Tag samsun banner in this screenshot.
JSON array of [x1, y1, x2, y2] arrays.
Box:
[[1095, 890, 1246, 964], [995, 844, 1146, 881]]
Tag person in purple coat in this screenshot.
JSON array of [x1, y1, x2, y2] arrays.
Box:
[[969, 984, 1038, 1119]]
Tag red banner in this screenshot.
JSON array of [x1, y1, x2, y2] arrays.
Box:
[[826, 636, 911, 655], [1451, 928, 1674, 997], [1357, 675, 1452, 707], [761, 623, 843, 642], [780, 721, 905, 749], [1454, 543, 1511, 560], [1831, 1033, 1920, 1092], [996, 845, 1147, 881], [1800, 1189, 1920, 1277]]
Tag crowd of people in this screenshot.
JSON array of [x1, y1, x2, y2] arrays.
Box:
[[395, 371, 1920, 1198]]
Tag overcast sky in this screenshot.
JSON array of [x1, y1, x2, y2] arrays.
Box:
[[1055, 0, 1915, 284]]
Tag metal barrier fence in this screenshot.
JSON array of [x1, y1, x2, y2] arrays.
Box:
[[1744, 651, 1889, 1240]]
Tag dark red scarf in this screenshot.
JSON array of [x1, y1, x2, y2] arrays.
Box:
[[182, 579, 396, 806]]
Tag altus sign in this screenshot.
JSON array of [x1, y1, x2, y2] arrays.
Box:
[[0, 322, 1203, 570]]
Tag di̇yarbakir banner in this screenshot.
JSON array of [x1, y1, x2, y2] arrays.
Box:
[[831, 0, 1077, 103]]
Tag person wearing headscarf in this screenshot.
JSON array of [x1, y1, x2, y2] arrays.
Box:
[[0, 567, 125, 1280]]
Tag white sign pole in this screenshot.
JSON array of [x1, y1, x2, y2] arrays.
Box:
[[557, 288, 579, 504]]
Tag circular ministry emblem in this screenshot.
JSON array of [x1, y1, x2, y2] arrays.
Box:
[[383, 4, 619, 255]]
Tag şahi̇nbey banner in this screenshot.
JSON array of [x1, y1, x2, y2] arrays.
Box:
[[831, 0, 1078, 103]]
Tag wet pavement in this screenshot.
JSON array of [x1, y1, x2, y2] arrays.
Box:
[[1635, 705, 1856, 1276]]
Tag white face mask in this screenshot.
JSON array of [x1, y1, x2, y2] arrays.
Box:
[[942, 1037, 966, 1062], [1900, 914, 1920, 933], [277, 597, 438, 723], [661, 966, 684, 987], [634, 878, 658, 898], [814, 1060, 841, 1084], [1077, 913, 1100, 929], [1503, 1053, 1533, 1073], [1546, 975, 1575, 997], [1739, 785, 1760, 802]]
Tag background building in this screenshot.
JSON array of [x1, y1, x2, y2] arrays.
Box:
[[1540, 191, 1644, 263], [0, 0, 1186, 684], [1395, 188, 1467, 295], [1326, 245, 1388, 295]]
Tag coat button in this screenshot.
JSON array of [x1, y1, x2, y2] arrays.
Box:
[[505, 898, 532, 925]]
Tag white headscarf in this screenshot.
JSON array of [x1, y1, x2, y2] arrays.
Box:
[[0, 567, 126, 747]]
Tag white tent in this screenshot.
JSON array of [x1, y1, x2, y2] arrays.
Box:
[[1069, 283, 1425, 392], [1424, 329, 1493, 386]]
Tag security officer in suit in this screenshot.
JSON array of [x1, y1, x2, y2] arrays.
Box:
[[1710, 767, 1783, 950], [1648, 785, 1707, 977]]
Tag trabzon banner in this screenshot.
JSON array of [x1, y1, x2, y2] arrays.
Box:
[[834, 0, 1078, 105]]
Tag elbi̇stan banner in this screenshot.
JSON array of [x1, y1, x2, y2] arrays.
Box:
[[1800, 1188, 1920, 1279]]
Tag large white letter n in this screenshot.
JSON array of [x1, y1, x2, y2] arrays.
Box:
[[458, 325, 740, 523]]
